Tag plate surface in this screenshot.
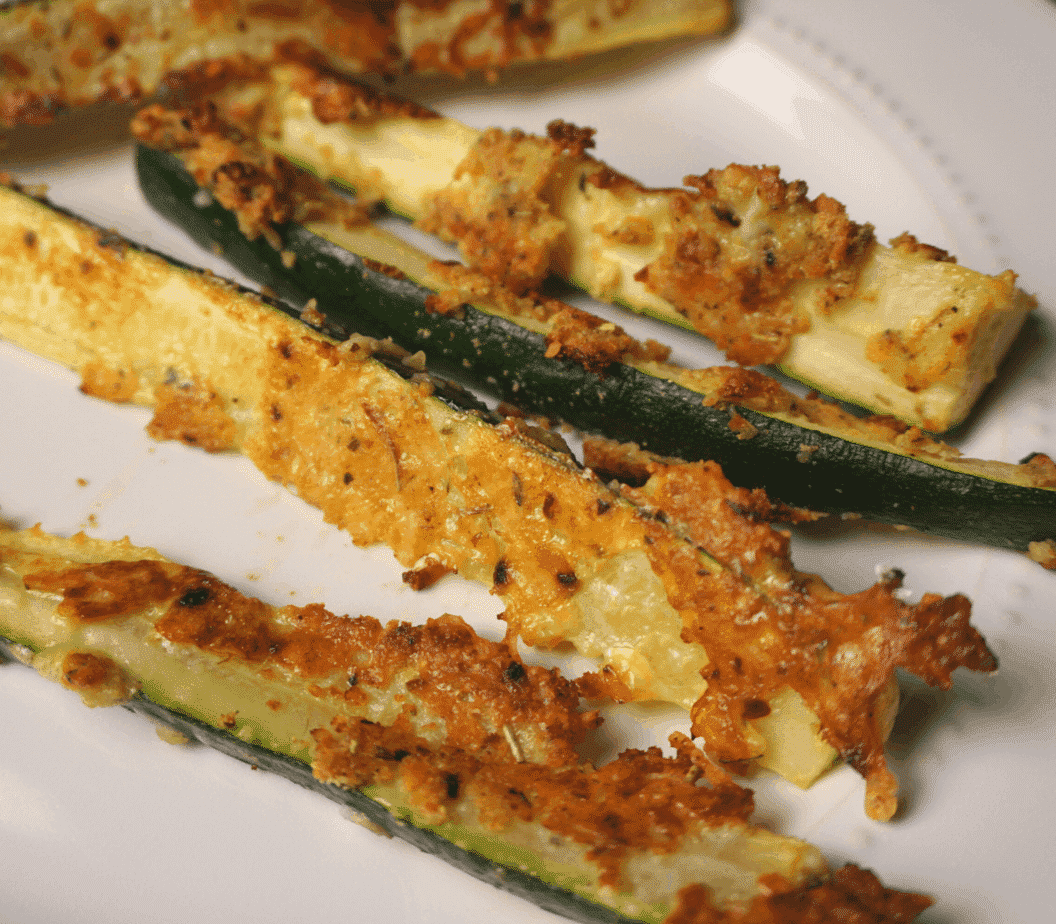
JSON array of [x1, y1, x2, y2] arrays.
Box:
[[2, 1, 1055, 922]]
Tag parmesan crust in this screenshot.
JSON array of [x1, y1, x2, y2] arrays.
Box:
[[10, 529, 591, 765], [634, 164, 872, 366], [423, 143, 872, 368], [582, 440, 992, 821], [0, 0, 732, 126]]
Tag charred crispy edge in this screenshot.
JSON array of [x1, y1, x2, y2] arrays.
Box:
[[0, 632, 640, 924], [132, 143, 1056, 555]]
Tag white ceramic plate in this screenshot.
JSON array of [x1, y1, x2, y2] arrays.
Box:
[[2, 1, 1055, 921]]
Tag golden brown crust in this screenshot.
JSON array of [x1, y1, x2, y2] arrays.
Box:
[[0, 0, 732, 126], [887, 231, 956, 263], [290, 56, 440, 124], [132, 102, 367, 245], [401, 555, 456, 589], [19, 547, 594, 765], [637, 166, 874, 366], [429, 258, 672, 374], [667, 864, 933, 924], [147, 379, 240, 453], [25, 559, 185, 622], [581, 437, 656, 487], [79, 361, 141, 403], [161, 54, 273, 105], [313, 718, 753, 889], [419, 123, 591, 295], [419, 126, 873, 365], [401, 0, 554, 76], [542, 305, 645, 374], [53, 649, 141, 707]]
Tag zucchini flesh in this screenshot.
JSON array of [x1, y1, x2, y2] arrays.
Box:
[[0, 0, 732, 126], [1, 525, 878, 924], [129, 124, 1056, 559], [0, 172, 999, 822], [215, 61, 1034, 432]]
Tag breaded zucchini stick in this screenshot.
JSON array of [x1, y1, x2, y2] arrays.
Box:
[[0, 525, 934, 924], [0, 0, 731, 125], [206, 61, 1033, 431], [0, 176, 996, 820]]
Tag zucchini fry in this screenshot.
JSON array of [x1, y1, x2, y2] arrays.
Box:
[[0, 175, 997, 820], [205, 60, 1034, 432], [0, 525, 933, 924], [129, 104, 1056, 562], [0, 0, 731, 126]]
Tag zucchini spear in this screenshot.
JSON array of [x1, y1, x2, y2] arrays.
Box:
[[202, 60, 1034, 432], [129, 102, 1056, 563], [0, 0, 731, 126], [0, 172, 997, 820], [0, 525, 933, 924]]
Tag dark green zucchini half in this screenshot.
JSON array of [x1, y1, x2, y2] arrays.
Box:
[[135, 142, 1056, 556]]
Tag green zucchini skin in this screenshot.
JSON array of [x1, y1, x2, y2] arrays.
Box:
[[0, 635, 638, 924], [135, 143, 1056, 555]]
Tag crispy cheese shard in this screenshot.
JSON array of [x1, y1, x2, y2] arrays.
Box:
[[0, 175, 996, 819], [0, 524, 934, 923], [212, 61, 1034, 431], [0, 0, 731, 126]]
